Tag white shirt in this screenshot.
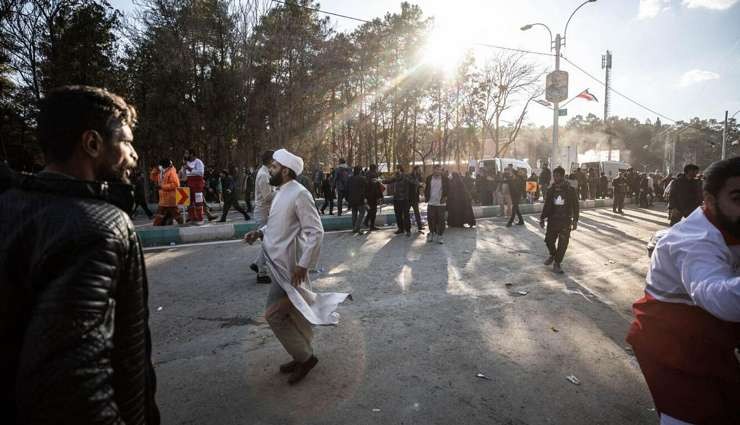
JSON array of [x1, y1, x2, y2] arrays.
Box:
[[253, 165, 274, 223], [646, 208, 740, 322], [428, 176, 445, 206], [260, 180, 349, 325], [185, 158, 204, 177]]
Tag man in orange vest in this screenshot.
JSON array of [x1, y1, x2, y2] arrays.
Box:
[[153, 159, 184, 226]]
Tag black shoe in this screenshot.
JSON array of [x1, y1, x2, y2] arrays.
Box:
[[516, 221, 525, 226], [257, 275, 271, 284], [243, 214, 251, 221], [280, 360, 300, 374], [506, 222, 512, 227], [249, 263, 259, 274], [288, 356, 318, 385], [553, 263, 564, 274], [405, 232, 411, 237], [217, 219, 226, 223], [544, 256, 555, 265], [395, 229, 404, 235]]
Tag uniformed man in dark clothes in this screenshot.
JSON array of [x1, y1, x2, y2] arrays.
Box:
[[133, 169, 154, 219], [218, 169, 250, 222], [540, 166, 579, 274], [668, 163, 703, 226], [599, 172, 609, 199], [385, 166, 412, 236], [506, 169, 525, 227], [612, 170, 628, 214], [347, 165, 368, 233]]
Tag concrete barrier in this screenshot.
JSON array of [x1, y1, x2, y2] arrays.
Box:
[[138, 198, 616, 248]]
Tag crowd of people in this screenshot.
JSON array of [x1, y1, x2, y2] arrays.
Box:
[[2, 85, 737, 425]]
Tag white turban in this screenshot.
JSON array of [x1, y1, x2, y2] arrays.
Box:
[[273, 148, 304, 176]]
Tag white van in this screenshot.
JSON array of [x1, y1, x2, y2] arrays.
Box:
[[477, 158, 532, 176]]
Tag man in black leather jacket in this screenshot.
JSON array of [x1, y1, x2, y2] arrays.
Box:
[[540, 166, 580, 274], [0, 86, 160, 424]]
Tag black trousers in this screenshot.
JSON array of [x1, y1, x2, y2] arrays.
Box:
[[393, 199, 410, 232], [508, 198, 523, 224], [243, 191, 253, 212], [545, 222, 571, 264], [614, 193, 625, 212], [221, 195, 249, 220], [321, 198, 334, 214], [410, 200, 422, 230], [365, 203, 378, 227], [135, 197, 153, 218], [337, 192, 347, 215]]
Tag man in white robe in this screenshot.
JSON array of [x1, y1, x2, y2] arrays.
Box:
[[245, 149, 350, 385], [250, 150, 274, 284]]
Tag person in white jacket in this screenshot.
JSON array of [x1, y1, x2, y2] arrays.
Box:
[[627, 156, 740, 425], [249, 150, 274, 284]]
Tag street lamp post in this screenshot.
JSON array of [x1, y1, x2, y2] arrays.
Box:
[[522, 0, 597, 168]]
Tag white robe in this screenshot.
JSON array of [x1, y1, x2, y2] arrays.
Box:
[[254, 165, 273, 224], [261, 180, 350, 325]]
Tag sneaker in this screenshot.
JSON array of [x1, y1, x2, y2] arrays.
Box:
[[544, 256, 554, 266], [436, 236, 444, 244], [288, 356, 319, 385], [249, 263, 259, 274], [256, 275, 272, 284], [426, 233, 434, 243], [553, 263, 564, 274]]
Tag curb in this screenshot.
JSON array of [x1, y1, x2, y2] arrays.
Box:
[[138, 198, 618, 247]]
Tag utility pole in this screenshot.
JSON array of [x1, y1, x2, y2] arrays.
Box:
[[552, 33, 562, 168], [722, 110, 728, 160], [602, 50, 612, 160]]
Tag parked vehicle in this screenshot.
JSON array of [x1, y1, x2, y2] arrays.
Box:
[[477, 158, 532, 176]]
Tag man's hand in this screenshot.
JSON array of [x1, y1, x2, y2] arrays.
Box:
[[572, 222, 578, 231], [539, 219, 545, 229], [244, 230, 261, 245], [291, 266, 307, 287]]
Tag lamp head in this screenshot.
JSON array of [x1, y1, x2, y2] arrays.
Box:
[[520, 24, 533, 31]]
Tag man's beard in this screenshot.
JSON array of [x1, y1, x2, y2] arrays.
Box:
[[715, 204, 740, 240], [97, 162, 134, 185], [269, 170, 284, 186]]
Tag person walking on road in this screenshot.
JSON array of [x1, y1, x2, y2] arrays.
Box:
[[0, 85, 160, 424], [182, 148, 207, 224], [409, 165, 424, 234], [320, 172, 335, 215], [347, 165, 368, 234], [250, 150, 275, 284], [243, 149, 350, 385], [627, 157, 740, 425], [538, 163, 551, 199], [218, 169, 250, 222], [153, 159, 184, 226], [385, 166, 412, 236], [540, 166, 579, 274], [133, 169, 154, 219], [364, 164, 384, 231], [668, 164, 703, 226], [507, 169, 525, 227], [333, 159, 351, 216], [424, 164, 449, 243], [612, 171, 628, 214]]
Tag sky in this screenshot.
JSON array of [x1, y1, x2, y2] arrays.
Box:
[[111, 0, 740, 128]]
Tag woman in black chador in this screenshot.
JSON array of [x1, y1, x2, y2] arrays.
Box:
[[447, 172, 476, 228]]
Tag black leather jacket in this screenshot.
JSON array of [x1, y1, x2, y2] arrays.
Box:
[[0, 163, 159, 424]]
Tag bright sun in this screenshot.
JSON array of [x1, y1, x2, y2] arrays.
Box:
[[420, 30, 468, 75]]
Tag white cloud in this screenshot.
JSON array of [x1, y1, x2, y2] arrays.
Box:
[[638, 0, 671, 19], [679, 69, 720, 87], [682, 0, 739, 10]]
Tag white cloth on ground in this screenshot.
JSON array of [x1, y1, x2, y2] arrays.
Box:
[[261, 180, 349, 325]]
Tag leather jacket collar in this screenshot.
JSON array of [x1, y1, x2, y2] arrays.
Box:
[[0, 162, 136, 214]]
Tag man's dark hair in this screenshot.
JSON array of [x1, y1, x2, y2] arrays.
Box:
[[261, 150, 274, 165], [684, 164, 699, 174], [38, 85, 137, 163], [353, 165, 362, 175], [220, 169, 229, 176], [703, 157, 740, 197], [159, 158, 172, 168], [553, 166, 565, 176], [338, 158, 346, 164], [370, 164, 377, 171]]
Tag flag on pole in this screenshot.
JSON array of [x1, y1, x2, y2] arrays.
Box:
[[535, 99, 552, 108], [576, 89, 599, 102]]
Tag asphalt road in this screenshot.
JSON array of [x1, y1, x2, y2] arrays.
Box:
[[144, 203, 670, 425]]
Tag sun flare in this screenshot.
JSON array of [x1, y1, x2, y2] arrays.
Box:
[[420, 30, 468, 75]]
